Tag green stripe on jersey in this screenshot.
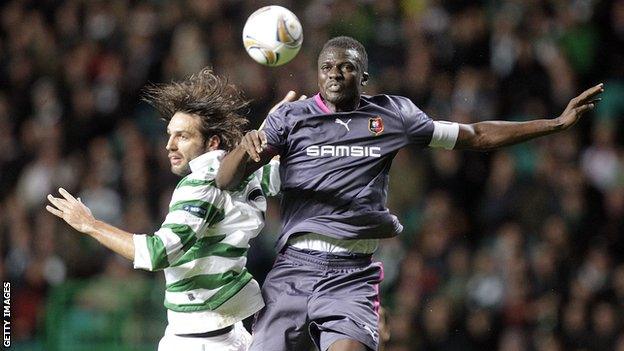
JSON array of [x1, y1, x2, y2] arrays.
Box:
[[165, 269, 241, 292], [162, 223, 197, 252], [261, 164, 271, 195], [169, 200, 225, 225], [172, 241, 247, 267], [164, 270, 253, 312], [169, 235, 229, 266], [176, 177, 215, 189], [146, 235, 169, 270]]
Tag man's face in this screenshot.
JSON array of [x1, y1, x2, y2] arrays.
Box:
[[317, 47, 367, 110], [166, 112, 208, 176]]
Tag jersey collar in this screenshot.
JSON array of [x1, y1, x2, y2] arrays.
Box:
[[313, 93, 366, 114], [313, 93, 332, 114], [188, 149, 226, 174]]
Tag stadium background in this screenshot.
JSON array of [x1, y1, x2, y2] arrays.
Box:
[[1, 0, 623, 350]]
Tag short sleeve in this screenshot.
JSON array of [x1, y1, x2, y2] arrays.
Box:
[[262, 105, 290, 154], [255, 159, 281, 197], [133, 180, 226, 271], [394, 97, 435, 147]]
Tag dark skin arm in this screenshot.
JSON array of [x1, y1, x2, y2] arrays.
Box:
[[215, 91, 305, 190], [455, 83, 603, 150], [214, 133, 276, 190], [217, 84, 603, 188]]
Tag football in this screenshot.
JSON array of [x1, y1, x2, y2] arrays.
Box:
[[242, 6, 303, 67]]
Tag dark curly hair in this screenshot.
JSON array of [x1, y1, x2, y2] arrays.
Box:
[[142, 68, 249, 151]]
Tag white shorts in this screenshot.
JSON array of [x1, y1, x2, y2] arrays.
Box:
[[158, 322, 251, 351]]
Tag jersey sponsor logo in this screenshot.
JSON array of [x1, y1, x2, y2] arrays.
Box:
[[306, 145, 381, 158], [334, 118, 352, 131], [368, 116, 384, 136], [182, 205, 207, 217]]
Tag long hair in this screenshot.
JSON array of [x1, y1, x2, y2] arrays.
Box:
[[142, 68, 249, 151]]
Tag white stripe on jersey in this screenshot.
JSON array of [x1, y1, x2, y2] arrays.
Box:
[[133, 234, 153, 271], [162, 210, 207, 236], [169, 184, 221, 209], [165, 286, 223, 305], [164, 255, 247, 283], [154, 226, 184, 263], [218, 230, 252, 248]]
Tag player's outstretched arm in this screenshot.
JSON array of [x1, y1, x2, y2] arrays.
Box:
[[455, 83, 603, 150], [46, 188, 135, 260]]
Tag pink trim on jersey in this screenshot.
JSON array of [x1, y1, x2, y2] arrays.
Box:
[[314, 93, 332, 114], [373, 261, 384, 315]]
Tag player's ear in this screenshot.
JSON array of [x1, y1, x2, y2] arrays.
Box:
[[361, 72, 369, 86], [206, 135, 221, 151]]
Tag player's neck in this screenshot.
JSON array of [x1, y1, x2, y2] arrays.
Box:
[[323, 96, 359, 113]]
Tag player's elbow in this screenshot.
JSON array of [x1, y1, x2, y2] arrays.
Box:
[[214, 174, 227, 189], [215, 172, 238, 190], [455, 124, 497, 151]]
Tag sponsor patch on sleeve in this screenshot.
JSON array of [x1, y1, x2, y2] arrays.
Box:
[[182, 204, 207, 218]]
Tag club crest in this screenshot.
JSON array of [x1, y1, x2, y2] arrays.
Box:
[[368, 116, 384, 135]]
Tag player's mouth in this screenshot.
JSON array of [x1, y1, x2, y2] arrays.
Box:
[[169, 154, 183, 166], [326, 82, 342, 92]]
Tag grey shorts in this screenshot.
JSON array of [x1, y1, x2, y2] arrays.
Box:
[[249, 246, 383, 351]]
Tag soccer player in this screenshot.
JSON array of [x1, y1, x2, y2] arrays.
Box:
[[215, 36, 604, 351], [45, 69, 285, 351]]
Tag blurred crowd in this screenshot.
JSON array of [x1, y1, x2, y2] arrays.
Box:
[[1, 0, 623, 350]]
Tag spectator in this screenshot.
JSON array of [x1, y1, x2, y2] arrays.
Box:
[[0, 0, 621, 349]]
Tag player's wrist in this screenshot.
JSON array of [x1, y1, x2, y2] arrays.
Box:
[[83, 218, 101, 237], [548, 116, 566, 132]]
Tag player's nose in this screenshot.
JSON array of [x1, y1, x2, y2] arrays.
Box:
[[165, 136, 176, 151], [328, 66, 341, 79]]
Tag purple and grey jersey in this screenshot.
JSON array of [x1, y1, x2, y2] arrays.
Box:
[[263, 93, 435, 250]]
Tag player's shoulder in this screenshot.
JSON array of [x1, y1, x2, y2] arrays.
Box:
[[362, 94, 419, 118], [270, 96, 316, 117], [362, 94, 414, 108], [170, 173, 225, 207], [266, 97, 318, 130], [174, 172, 217, 191]]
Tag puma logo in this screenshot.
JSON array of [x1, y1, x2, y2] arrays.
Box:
[[335, 118, 352, 131]]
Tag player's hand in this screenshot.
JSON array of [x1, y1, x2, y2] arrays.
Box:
[[246, 91, 305, 160], [46, 188, 96, 234], [556, 83, 604, 130], [241, 130, 267, 162]]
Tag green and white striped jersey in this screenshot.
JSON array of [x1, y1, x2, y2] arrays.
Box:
[[133, 150, 280, 334]]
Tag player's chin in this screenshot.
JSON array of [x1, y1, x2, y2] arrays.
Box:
[[323, 90, 347, 103], [171, 164, 190, 176]]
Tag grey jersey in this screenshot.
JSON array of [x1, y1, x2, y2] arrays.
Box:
[[263, 93, 434, 250]]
